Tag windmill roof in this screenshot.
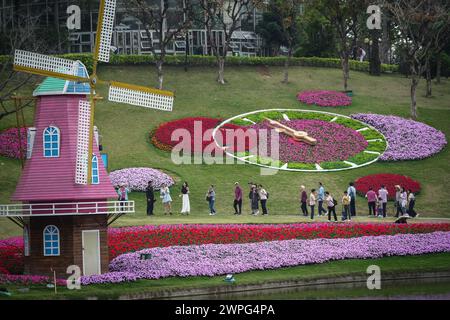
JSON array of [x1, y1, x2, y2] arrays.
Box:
[[33, 61, 90, 96]]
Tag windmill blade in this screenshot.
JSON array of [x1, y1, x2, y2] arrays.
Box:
[[75, 99, 91, 185], [108, 81, 174, 111], [13, 50, 88, 82], [94, 0, 116, 63]]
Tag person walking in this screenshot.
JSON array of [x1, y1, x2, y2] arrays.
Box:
[[342, 191, 351, 221], [325, 191, 338, 222], [400, 187, 408, 216], [378, 185, 389, 218], [309, 189, 317, 220], [233, 182, 242, 215], [347, 182, 357, 217], [365, 187, 377, 216], [407, 190, 418, 218], [258, 184, 268, 215], [317, 182, 327, 216], [117, 184, 130, 211], [395, 185, 402, 217], [300, 185, 308, 216], [180, 181, 190, 215], [207, 185, 216, 215], [145, 181, 156, 216], [376, 197, 384, 218], [249, 185, 260, 215], [160, 184, 172, 215]]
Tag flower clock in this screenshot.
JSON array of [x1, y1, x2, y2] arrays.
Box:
[[213, 109, 388, 172]]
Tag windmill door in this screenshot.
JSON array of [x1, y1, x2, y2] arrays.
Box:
[[82, 230, 101, 276]]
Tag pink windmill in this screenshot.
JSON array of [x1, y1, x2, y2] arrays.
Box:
[[0, 0, 174, 277]]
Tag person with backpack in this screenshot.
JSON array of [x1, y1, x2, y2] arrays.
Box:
[[325, 191, 338, 222], [347, 182, 357, 217], [317, 182, 327, 216], [258, 184, 269, 215]]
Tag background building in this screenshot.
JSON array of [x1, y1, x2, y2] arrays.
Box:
[[0, 0, 264, 56]]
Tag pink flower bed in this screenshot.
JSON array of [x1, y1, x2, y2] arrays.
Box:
[[297, 90, 352, 107], [249, 119, 367, 163], [0, 127, 27, 159]]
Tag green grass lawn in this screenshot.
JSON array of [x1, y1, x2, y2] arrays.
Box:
[[1, 253, 449, 300], [1, 65, 449, 239]]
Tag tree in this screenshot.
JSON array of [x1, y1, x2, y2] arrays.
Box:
[[128, 0, 194, 89], [256, 11, 285, 56], [198, 0, 263, 85], [384, 0, 450, 119], [315, 0, 366, 91]]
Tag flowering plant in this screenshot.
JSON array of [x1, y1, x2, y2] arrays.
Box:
[[1, 223, 449, 274], [0, 274, 66, 286], [355, 174, 421, 200], [81, 231, 450, 284], [297, 90, 352, 107], [351, 113, 447, 161], [109, 167, 174, 191], [151, 117, 247, 152], [0, 127, 27, 159], [249, 119, 367, 163]]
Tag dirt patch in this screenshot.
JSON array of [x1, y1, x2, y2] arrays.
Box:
[[257, 65, 271, 79]]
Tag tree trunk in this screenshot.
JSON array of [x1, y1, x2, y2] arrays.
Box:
[[436, 52, 442, 84], [156, 60, 164, 90], [425, 58, 432, 97], [369, 31, 381, 76], [282, 47, 292, 84], [217, 56, 225, 85], [410, 76, 419, 120], [341, 54, 349, 91]]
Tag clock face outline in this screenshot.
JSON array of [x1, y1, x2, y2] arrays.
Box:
[[212, 109, 388, 172]]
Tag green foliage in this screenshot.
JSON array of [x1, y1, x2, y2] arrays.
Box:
[[347, 151, 379, 165], [360, 129, 385, 141], [333, 117, 366, 130], [319, 161, 352, 170], [287, 162, 316, 170], [0, 54, 399, 74], [366, 141, 387, 153]]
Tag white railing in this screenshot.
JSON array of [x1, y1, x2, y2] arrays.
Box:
[[0, 201, 134, 217]]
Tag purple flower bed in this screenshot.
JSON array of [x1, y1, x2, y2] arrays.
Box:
[[0, 127, 27, 159], [249, 119, 367, 163], [297, 90, 352, 107], [351, 113, 447, 161], [81, 231, 450, 285], [109, 167, 174, 191]]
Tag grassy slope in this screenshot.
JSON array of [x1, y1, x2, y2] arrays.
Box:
[[0, 65, 449, 238], [2, 253, 450, 300]]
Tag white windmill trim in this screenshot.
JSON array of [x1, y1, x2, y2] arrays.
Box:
[[212, 108, 389, 173]]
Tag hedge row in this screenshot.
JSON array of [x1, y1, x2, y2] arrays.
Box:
[[0, 54, 399, 74]]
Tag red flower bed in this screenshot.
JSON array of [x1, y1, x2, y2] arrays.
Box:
[[2, 223, 448, 274], [151, 117, 251, 152], [355, 174, 421, 200]]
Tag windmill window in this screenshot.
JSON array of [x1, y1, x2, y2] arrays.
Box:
[[43, 225, 60, 256], [92, 155, 100, 184], [43, 126, 60, 157]]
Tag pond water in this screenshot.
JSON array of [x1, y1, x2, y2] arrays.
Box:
[[167, 277, 450, 300]]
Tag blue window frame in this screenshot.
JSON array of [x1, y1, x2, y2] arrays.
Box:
[[43, 225, 60, 256], [43, 126, 60, 157], [92, 155, 99, 184]]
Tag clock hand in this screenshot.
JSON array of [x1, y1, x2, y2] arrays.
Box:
[[264, 118, 317, 146]]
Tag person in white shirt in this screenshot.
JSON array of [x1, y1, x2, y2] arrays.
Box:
[[400, 187, 408, 216], [325, 192, 338, 222], [359, 47, 366, 62], [258, 185, 268, 215], [378, 185, 389, 218], [347, 182, 357, 217], [309, 189, 317, 220]]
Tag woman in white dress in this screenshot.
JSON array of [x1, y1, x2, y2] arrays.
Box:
[[180, 181, 190, 215]]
